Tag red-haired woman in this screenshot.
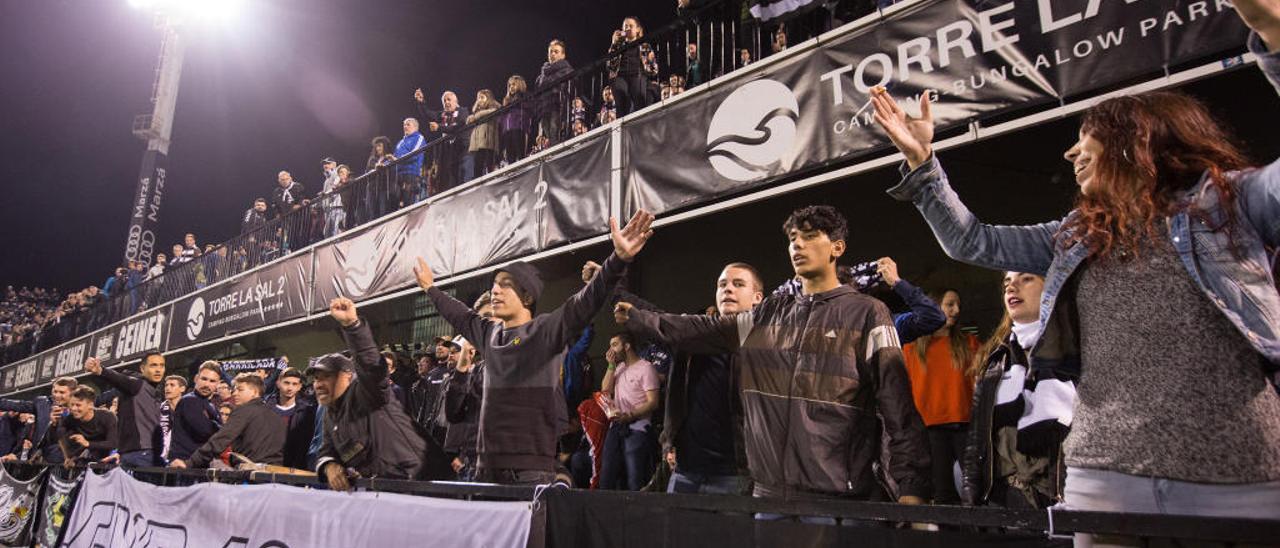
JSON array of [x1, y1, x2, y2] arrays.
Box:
[[875, 5, 1280, 543]]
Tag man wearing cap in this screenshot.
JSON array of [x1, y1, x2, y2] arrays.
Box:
[[310, 297, 428, 490], [409, 336, 453, 441], [413, 209, 655, 486]]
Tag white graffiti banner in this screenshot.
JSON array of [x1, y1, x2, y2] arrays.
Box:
[[62, 468, 532, 548]]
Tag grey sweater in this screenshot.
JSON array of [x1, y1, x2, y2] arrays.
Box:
[[426, 253, 628, 472], [1067, 237, 1280, 482]]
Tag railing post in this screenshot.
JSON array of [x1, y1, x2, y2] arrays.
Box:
[[609, 124, 623, 221]]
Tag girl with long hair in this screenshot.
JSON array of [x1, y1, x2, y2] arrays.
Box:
[[875, 8, 1280, 544], [467, 89, 502, 177], [902, 288, 977, 505], [961, 272, 1067, 509], [499, 75, 530, 166]]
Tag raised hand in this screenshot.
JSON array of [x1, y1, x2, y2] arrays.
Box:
[[581, 260, 602, 284], [610, 209, 655, 262], [329, 297, 359, 328], [413, 257, 435, 291], [83, 357, 103, 376], [613, 302, 634, 325], [876, 257, 901, 288], [1232, 0, 1280, 50], [871, 87, 934, 170]]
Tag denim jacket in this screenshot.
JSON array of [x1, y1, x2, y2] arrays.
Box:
[[886, 33, 1280, 382]]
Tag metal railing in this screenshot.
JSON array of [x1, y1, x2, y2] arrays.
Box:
[[6, 462, 1277, 547]]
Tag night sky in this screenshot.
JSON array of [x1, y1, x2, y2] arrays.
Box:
[[0, 0, 674, 294]]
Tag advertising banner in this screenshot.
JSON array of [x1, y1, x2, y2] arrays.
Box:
[[623, 0, 1249, 214], [168, 253, 310, 350]]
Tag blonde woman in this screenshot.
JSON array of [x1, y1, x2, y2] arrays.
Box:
[[467, 89, 501, 176]]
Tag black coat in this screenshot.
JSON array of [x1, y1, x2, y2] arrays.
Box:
[[188, 398, 285, 468], [317, 321, 427, 479], [961, 335, 1064, 507]]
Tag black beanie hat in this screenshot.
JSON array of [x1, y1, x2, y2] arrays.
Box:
[[497, 261, 543, 309]]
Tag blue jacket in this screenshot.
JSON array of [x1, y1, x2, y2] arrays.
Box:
[[889, 279, 946, 345], [886, 33, 1280, 384], [395, 131, 426, 176]]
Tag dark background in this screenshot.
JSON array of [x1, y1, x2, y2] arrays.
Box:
[[0, 0, 675, 293]]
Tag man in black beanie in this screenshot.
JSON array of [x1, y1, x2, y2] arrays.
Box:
[[414, 209, 654, 486]]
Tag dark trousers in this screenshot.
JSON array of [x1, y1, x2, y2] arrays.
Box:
[[927, 423, 967, 504], [599, 422, 657, 491], [611, 74, 648, 116], [120, 449, 160, 468]]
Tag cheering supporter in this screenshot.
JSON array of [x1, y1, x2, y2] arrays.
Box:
[[597, 87, 617, 126], [902, 288, 978, 505], [241, 197, 270, 235], [417, 90, 472, 193], [599, 332, 660, 491], [158, 374, 186, 461], [606, 17, 655, 116], [56, 386, 117, 466], [535, 39, 573, 145], [614, 206, 931, 508], [320, 157, 346, 238], [412, 209, 655, 486], [466, 89, 501, 177], [262, 368, 314, 471], [172, 373, 285, 469], [0, 413, 37, 462], [0, 412, 23, 458], [83, 352, 165, 467], [272, 172, 308, 219], [663, 262, 762, 495], [873, 4, 1280, 534], [394, 117, 427, 205], [311, 297, 427, 489], [684, 42, 701, 86], [214, 380, 232, 407], [146, 253, 167, 281], [168, 361, 223, 464], [499, 75, 532, 166], [444, 334, 484, 481], [379, 351, 411, 410], [962, 272, 1066, 508], [0, 378, 66, 465], [365, 135, 396, 173], [409, 338, 451, 443]]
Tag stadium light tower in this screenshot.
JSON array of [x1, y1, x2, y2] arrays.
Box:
[[122, 0, 242, 267]]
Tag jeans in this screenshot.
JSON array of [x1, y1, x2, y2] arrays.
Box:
[[323, 208, 346, 238], [1065, 466, 1280, 548], [120, 450, 159, 468], [667, 470, 750, 495], [599, 422, 657, 491]]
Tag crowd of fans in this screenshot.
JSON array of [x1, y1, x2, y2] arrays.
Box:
[[1, 3, 825, 366]]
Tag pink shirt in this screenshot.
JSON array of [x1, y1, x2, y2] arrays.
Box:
[[613, 359, 659, 418]]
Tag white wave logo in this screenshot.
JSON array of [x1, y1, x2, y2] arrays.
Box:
[[706, 79, 800, 182], [340, 237, 381, 299], [185, 297, 205, 341]]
